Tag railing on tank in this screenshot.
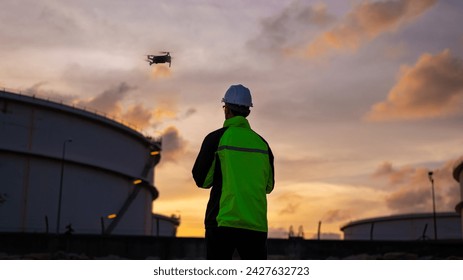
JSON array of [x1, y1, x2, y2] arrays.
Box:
[[1, 87, 160, 142]]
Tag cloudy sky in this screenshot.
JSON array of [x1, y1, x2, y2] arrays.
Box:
[[2, 0, 463, 238]]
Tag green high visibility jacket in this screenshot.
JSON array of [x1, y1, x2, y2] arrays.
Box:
[[192, 116, 275, 232]]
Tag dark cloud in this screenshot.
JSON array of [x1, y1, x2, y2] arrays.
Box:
[[77, 82, 134, 115], [122, 104, 153, 130], [322, 209, 352, 224], [23, 82, 76, 104], [279, 202, 300, 215], [373, 158, 461, 214], [249, 1, 334, 53], [386, 187, 432, 213], [183, 108, 197, 119], [277, 192, 304, 215], [373, 161, 415, 185], [160, 126, 188, 163], [73, 82, 196, 132], [366, 49, 463, 121]]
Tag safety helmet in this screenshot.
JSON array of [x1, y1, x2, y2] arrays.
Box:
[[221, 84, 253, 107]]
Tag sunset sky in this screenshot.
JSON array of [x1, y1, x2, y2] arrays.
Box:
[[2, 0, 463, 239]]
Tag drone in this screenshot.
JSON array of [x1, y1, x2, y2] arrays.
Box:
[[146, 52, 171, 67]]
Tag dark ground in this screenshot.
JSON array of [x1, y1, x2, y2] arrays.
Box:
[[1, 233, 463, 260]]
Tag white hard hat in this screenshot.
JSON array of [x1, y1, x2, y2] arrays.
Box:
[[221, 84, 253, 107]]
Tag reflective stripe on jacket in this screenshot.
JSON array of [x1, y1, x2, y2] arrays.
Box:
[[192, 116, 275, 232]]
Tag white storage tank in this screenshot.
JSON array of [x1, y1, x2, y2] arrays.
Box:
[[341, 212, 461, 240], [0, 89, 178, 236]]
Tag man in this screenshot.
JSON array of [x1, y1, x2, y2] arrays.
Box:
[[192, 84, 275, 260]]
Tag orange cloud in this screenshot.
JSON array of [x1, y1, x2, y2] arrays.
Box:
[[72, 83, 192, 130], [299, 0, 436, 58], [151, 65, 172, 79], [75, 82, 133, 115], [122, 104, 153, 129], [366, 49, 463, 121], [152, 106, 177, 123]]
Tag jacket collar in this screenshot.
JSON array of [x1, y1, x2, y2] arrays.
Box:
[[223, 116, 250, 129]]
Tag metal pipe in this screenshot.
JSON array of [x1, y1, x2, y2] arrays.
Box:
[[56, 139, 72, 234], [428, 171, 438, 240]]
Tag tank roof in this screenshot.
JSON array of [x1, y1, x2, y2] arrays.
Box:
[[0, 89, 160, 148], [340, 212, 459, 231]]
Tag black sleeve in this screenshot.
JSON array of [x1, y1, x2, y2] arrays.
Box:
[[268, 145, 275, 184], [260, 136, 275, 190], [192, 128, 227, 188]]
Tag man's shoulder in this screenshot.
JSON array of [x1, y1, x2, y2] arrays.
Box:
[[206, 126, 228, 138], [203, 127, 228, 144]]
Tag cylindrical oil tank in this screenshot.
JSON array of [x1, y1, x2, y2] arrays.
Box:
[[341, 212, 461, 240], [0, 90, 164, 235]]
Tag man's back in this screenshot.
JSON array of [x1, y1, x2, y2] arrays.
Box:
[[192, 84, 275, 259], [192, 116, 274, 231], [214, 116, 273, 231]]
